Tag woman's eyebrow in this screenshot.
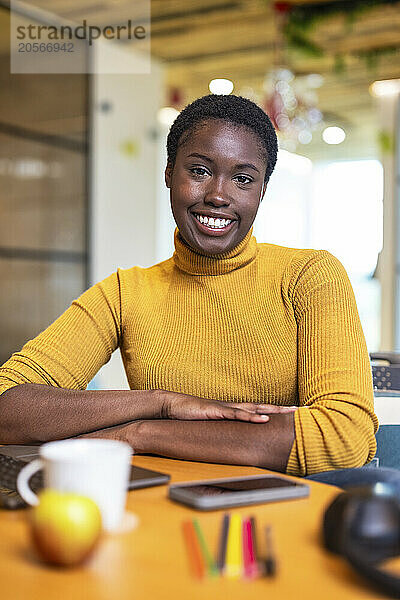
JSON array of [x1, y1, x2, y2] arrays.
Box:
[[235, 162, 260, 174], [186, 152, 214, 163], [186, 152, 260, 174]]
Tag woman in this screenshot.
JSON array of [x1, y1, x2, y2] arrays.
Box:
[[0, 94, 378, 479]]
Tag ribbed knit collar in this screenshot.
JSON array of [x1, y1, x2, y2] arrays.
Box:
[[173, 227, 258, 275]]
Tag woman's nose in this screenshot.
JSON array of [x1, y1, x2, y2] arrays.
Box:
[[204, 177, 231, 206]]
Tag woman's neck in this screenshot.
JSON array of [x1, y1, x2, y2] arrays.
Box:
[[172, 227, 258, 275]]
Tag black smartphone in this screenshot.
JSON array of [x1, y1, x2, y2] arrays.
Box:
[[168, 474, 309, 510], [128, 465, 170, 490]]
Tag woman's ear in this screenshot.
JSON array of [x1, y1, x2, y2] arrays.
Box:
[[165, 162, 173, 188]]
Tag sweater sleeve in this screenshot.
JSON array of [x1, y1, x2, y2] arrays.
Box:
[[0, 271, 122, 395], [285, 250, 378, 477]]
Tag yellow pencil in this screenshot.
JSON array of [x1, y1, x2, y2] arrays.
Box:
[[224, 513, 242, 579]]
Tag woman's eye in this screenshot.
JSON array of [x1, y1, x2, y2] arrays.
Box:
[[235, 175, 252, 185], [190, 166, 208, 177]]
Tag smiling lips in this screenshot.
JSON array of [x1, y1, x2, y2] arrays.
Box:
[[193, 212, 234, 231]]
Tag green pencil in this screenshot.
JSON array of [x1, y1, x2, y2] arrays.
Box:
[[193, 519, 219, 577]]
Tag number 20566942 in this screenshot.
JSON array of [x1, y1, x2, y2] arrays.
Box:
[[18, 43, 74, 52]]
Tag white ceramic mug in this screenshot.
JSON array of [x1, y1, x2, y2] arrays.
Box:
[[17, 439, 132, 532]]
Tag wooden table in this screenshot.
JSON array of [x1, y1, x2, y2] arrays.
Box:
[[0, 457, 392, 599]]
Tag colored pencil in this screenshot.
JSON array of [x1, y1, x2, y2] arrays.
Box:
[[262, 525, 277, 576], [217, 513, 230, 573], [182, 520, 206, 579], [242, 518, 251, 578], [248, 516, 259, 577], [249, 515, 259, 575], [224, 513, 242, 579], [242, 517, 258, 579], [192, 519, 219, 577]]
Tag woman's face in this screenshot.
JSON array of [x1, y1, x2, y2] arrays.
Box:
[[165, 119, 268, 256]]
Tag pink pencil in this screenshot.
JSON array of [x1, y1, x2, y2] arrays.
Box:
[[242, 518, 258, 579]]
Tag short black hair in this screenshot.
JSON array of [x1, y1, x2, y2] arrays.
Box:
[[166, 94, 278, 185]]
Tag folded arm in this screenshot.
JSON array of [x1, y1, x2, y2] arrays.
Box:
[[0, 378, 295, 446], [77, 412, 296, 472]]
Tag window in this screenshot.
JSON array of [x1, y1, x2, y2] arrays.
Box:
[[254, 153, 383, 351]]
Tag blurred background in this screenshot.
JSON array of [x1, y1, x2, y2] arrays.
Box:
[[0, 0, 399, 389]]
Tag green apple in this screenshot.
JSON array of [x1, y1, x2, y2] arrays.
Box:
[[29, 489, 102, 566]]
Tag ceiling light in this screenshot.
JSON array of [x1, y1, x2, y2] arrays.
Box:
[[209, 79, 234, 95], [276, 69, 294, 82], [157, 107, 179, 127], [370, 79, 400, 97], [322, 126, 346, 145], [298, 130, 312, 145]]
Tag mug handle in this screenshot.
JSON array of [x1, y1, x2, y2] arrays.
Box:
[[16, 459, 43, 506]]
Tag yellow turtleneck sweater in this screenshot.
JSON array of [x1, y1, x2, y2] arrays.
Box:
[[0, 228, 378, 476]]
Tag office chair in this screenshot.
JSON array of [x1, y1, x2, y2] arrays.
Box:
[[370, 352, 400, 469], [370, 352, 400, 391]]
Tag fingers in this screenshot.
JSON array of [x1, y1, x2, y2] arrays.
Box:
[[225, 408, 270, 423], [255, 405, 298, 414], [224, 402, 298, 414], [220, 403, 299, 423], [243, 412, 270, 423], [192, 399, 297, 422], [223, 402, 259, 412]]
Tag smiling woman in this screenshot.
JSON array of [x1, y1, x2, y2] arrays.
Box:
[[165, 94, 276, 256], [166, 120, 266, 256], [0, 94, 379, 480]]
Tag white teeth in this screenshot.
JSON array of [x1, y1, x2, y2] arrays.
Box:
[[194, 214, 232, 229]]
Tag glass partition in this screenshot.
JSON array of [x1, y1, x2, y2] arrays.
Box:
[[0, 5, 89, 364]]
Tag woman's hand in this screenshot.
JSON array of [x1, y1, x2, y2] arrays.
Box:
[[157, 390, 298, 423]]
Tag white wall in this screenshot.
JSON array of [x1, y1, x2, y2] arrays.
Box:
[[89, 44, 164, 389]]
